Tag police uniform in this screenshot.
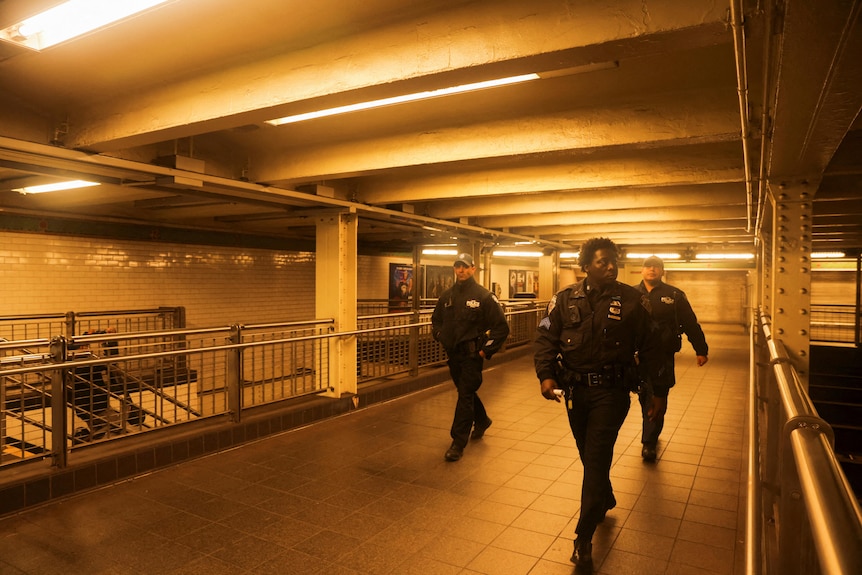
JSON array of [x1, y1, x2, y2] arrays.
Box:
[[635, 279, 708, 446], [432, 274, 509, 451], [534, 278, 659, 543]]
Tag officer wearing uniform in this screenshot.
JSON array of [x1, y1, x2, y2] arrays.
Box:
[[534, 237, 660, 572], [432, 252, 510, 462], [636, 255, 708, 461]]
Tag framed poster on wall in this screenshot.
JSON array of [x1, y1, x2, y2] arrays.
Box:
[[424, 265, 453, 299], [509, 269, 537, 298], [389, 263, 413, 311]]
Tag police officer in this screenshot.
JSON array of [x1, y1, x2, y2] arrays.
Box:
[[534, 237, 659, 572], [636, 255, 709, 461], [432, 252, 510, 462]]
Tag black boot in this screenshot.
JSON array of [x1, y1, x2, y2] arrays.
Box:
[[570, 537, 593, 571], [444, 442, 464, 461], [642, 442, 657, 462]]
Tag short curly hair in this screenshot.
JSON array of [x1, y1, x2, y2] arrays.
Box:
[[578, 237, 618, 272]]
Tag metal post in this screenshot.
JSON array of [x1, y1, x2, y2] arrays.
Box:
[[49, 336, 68, 468], [226, 324, 243, 422]]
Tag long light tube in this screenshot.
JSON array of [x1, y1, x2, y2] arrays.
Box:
[[626, 252, 682, 260], [812, 251, 846, 259], [695, 253, 754, 260], [265, 74, 540, 126], [493, 250, 543, 258], [13, 180, 100, 194], [0, 0, 171, 51]]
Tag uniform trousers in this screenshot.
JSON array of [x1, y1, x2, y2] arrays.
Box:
[[566, 384, 631, 539], [638, 353, 676, 444], [447, 349, 487, 448]]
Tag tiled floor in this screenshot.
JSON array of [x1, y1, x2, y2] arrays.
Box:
[[0, 326, 748, 575]]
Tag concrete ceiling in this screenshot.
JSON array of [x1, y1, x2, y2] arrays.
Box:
[[1, 0, 860, 256]]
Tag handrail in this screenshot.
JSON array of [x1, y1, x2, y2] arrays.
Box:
[[1, 307, 545, 473], [746, 310, 762, 575], [755, 309, 862, 575], [0, 308, 178, 321], [792, 426, 862, 575]]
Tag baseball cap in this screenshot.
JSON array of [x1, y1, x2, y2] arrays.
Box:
[[454, 253, 475, 266], [643, 255, 664, 268]]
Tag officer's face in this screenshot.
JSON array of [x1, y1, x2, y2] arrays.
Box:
[[453, 262, 475, 282], [642, 264, 664, 282], [585, 248, 618, 287]]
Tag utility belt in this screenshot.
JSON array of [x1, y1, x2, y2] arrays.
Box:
[[455, 338, 482, 353], [558, 363, 628, 388]]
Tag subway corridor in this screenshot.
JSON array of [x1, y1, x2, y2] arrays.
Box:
[[0, 327, 749, 575]]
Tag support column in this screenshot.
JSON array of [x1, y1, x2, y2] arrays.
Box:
[[315, 209, 358, 398], [770, 182, 814, 383], [538, 251, 557, 300]]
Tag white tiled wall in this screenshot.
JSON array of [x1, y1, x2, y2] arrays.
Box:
[[1, 232, 315, 328]]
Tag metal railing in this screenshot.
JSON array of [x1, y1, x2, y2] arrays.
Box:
[[748, 309, 862, 575], [810, 304, 861, 344], [0, 301, 547, 472], [0, 307, 186, 342]]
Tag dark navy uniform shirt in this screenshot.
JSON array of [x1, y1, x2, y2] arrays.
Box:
[[534, 278, 660, 385], [431, 276, 510, 359], [635, 280, 708, 357]]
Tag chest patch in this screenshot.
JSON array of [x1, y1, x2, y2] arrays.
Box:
[[660, 296, 675, 305], [466, 299, 480, 308], [608, 297, 622, 321]]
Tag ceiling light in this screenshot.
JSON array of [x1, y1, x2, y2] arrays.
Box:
[[493, 250, 543, 258], [13, 180, 100, 195], [421, 249, 458, 256], [694, 253, 754, 260], [560, 252, 579, 259], [265, 74, 540, 126], [812, 251, 846, 259], [626, 252, 681, 260], [0, 0, 171, 51]]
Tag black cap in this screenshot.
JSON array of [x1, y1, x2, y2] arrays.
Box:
[[643, 255, 664, 268], [454, 253, 475, 266]]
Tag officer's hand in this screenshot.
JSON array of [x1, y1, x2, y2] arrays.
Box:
[[647, 396, 668, 421], [540, 379, 561, 402], [696, 355, 708, 367]]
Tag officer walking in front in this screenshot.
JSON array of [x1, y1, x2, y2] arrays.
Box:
[[534, 237, 660, 572], [636, 255, 709, 462], [432, 252, 510, 462]]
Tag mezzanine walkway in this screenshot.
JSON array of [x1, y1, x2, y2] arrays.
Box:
[[0, 326, 748, 575]]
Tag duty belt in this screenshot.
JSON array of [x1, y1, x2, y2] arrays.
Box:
[[568, 363, 625, 387], [456, 339, 480, 353], [571, 371, 610, 387]]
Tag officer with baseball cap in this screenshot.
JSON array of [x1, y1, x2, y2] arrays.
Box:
[[431, 252, 509, 462], [636, 255, 709, 462]]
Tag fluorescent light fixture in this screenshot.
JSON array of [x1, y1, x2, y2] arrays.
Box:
[[812, 251, 846, 259], [13, 180, 100, 195], [694, 253, 754, 260], [421, 249, 458, 256], [493, 250, 542, 258], [560, 252, 579, 259], [265, 74, 540, 126], [0, 0, 171, 51], [627, 252, 681, 260]]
